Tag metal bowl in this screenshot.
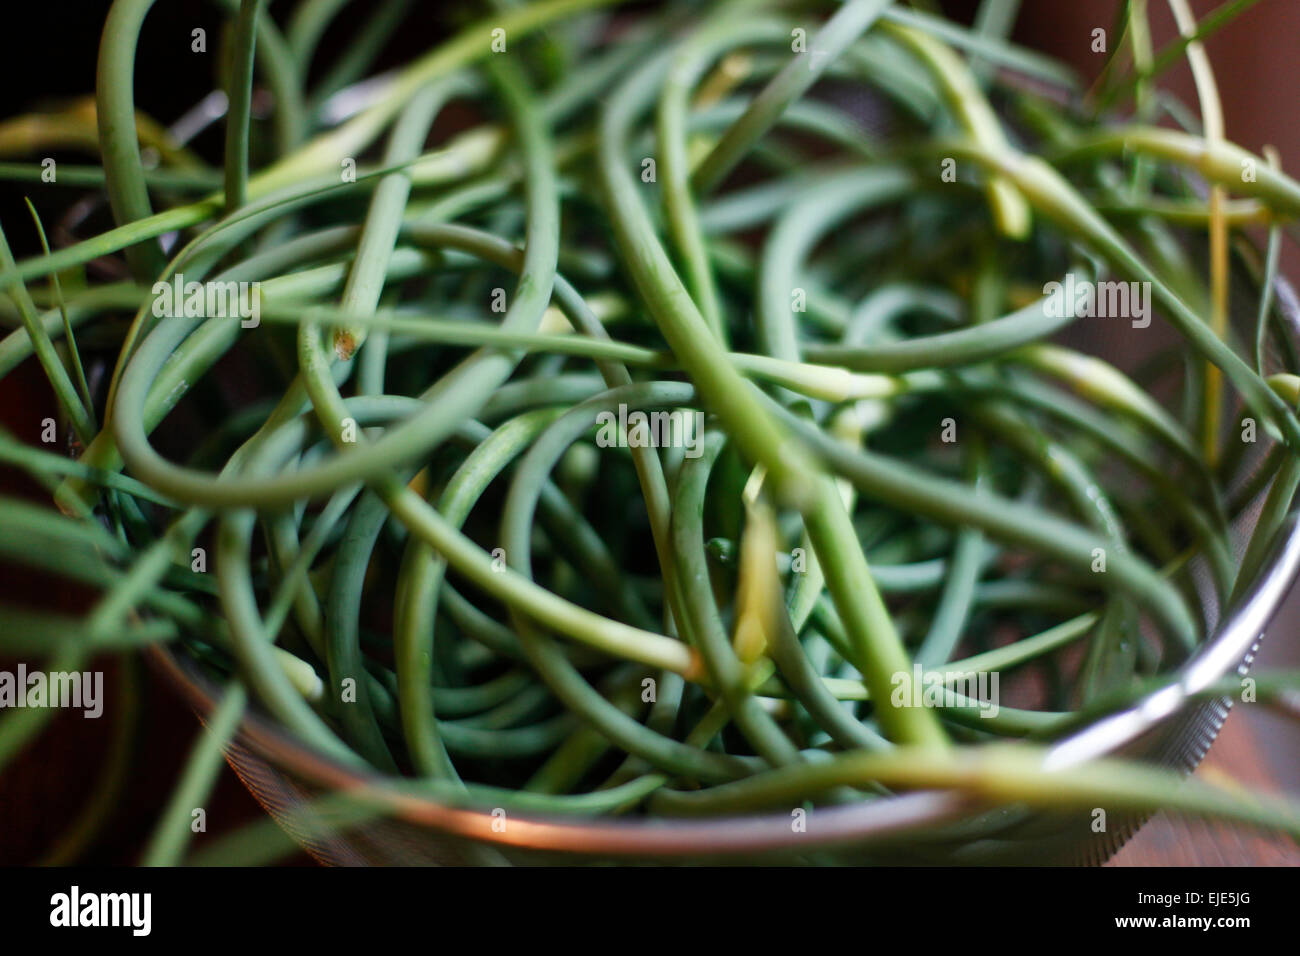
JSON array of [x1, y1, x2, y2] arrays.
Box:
[[150, 255, 1300, 865]]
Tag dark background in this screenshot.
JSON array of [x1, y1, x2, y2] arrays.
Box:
[[0, 0, 1297, 865]]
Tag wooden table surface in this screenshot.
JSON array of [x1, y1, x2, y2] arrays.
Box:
[[1109, 705, 1300, 866]]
